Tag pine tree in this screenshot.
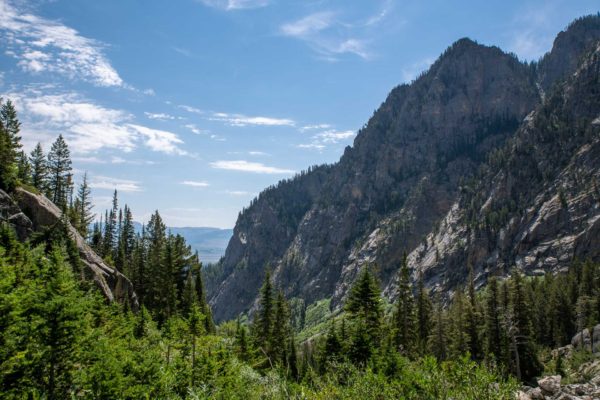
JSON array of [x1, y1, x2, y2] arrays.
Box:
[[30, 142, 48, 192], [74, 172, 94, 237], [430, 294, 447, 360], [485, 276, 502, 363], [47, 135, 72, 209], [466, 267, 482, 360], [393, 254, 415, 355], [0, 99, 22, 151], [510, 269, 542, 382], [255, 269, 275, 354], [271, 291, 291, 365], [0, 98, 21, 190], [415, 274, 432, 356], [16, 150, 31, 184], [321, 320, 343, 367], [346, 266, 383, 364]]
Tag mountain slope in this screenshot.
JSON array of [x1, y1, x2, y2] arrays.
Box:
[[208, 15, 600, 322]]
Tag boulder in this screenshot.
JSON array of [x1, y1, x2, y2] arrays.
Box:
[[13, 187, 138, 310], [0, 189, 32, 240], [538, 375, 561, 395], [526, 387, 544, 400], [571, 329, 591, 352]]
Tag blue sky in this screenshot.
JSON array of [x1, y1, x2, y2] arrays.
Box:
[[0, 0, 598, 228]]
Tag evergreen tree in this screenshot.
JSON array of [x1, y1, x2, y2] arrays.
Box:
[[485, 276, 502, 363], [466, 267, 482, 360], [16, 150, 31, 184], [47, 135, 72, 209], [393, 254, 416, 355], [0, 98, 21, 190], [0, 99, 21, 152], [29, 142, 48, 192], [255, 269, 275, 354], [346, 266, 383, 364], [74, 172, 94, 237], [510, 269, 542, 382], [415, 274, 432, 356], [271, 291, 291, 365], [430, 294, 447, 360]]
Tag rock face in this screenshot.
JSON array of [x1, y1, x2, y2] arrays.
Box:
[[207, 15, 600, 322], [0, 189, 33, 240], [10, 187, 138, 309]]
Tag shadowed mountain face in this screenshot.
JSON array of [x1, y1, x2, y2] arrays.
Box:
[[207, 15, 600, 322]]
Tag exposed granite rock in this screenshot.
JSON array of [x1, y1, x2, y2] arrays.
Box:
[[13, 187, 138, 309], [207, 16, 600, 322], [0, 189, 32, 240]]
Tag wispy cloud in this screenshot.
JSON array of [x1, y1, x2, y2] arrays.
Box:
[[298, 128, 355, 151], [209, 112, 295, 127], [226, 190, 253, 196], [181, 180, 210, 187], [197, 0, 269, 11], [5, 89, 187, 155], [401, 57, 435, 83], [178, 104, 204, 115], [281, 12, 371, 60], [172, 47, 193, 57], [299, 123, 331, 132], [180, 181, 210, 187], [210, 160, 294, 174], [506, 3, 557, 61], [184, 123, 207, 135], [145, 112, 176, 120], [89, 175, 142, 192], [281, 11, 334, 37], [0, 0, 123, 87]]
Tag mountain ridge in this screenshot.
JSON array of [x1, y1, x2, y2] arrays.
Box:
[[207, 14, 600, 322]]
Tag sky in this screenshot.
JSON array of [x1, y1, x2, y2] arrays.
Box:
[[0, 0, 598, 228]]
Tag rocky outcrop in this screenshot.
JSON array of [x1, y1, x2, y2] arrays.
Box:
[[0, 189, 32, 240], [518, 367, 600, 399], [571, 324, 600, 354], [207, 15, 600, 322], [12, 187, 138, 309]]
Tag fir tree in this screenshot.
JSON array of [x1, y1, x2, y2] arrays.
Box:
[[271, 291, 291, 365], [255, 269, 275, 354], [29, 142, 48, 192], [485, 276, 502, 363], [393, 254, 415, 355], [74, 172, 94, 237], [415, 274, 432, 356], [346, 266, 383, 364], [466, 267, 482, 360], [16, 150, 30, 184], [47, 135, 72, 209]]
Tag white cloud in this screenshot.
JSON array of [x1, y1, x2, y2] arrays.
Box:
[[281, 12, 334, 37], [210, 160, 294, 174], [298, 129, 355, 151], [299, 123, 332, 132], [89, 175, 142, 192], [506, 3, 556, 61], [145, 112, 176, 120], [126, 124, 187, 155], [0, 0, 123, 86], [178, 104, 204, 115], [226, 190, 253, 196], [209, 112, 295, 127], [184, 123, 208, 135], [181, 180, 210, 187], [248, 151, 268, 156], [197, 0, 269, 11], [5, 89, 187, 155], [280, 11, 372, 60], [401, 57, 435, 83]]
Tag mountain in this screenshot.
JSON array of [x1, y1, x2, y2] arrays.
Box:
[[132, 222, 232, 264], [206, 15, 600, 322]]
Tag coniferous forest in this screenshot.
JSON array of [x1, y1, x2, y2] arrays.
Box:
[[1, 97, 600, 399]]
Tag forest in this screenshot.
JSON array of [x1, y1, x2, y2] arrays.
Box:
[[1, 97, 599, 400]]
